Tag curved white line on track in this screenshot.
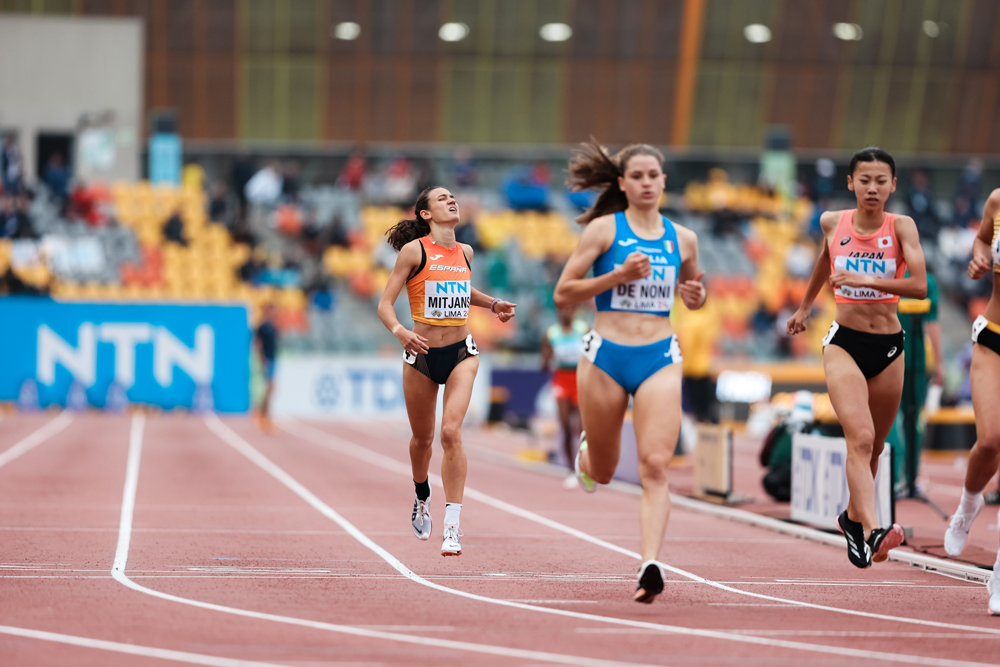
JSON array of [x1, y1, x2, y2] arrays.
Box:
[[0, 411, 72, 470], [113, 415, 663, 667], [280, 418, 1000, 638], [201, 416, 995, 667], [0, 624, 292, 667]]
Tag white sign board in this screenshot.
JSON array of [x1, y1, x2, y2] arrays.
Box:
[[271, 355, 490, 422], [791, 432, 892, 530]]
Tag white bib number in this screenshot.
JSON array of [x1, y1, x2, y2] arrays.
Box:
[[610, 265, 676, 312], [833, 256, 896, 300], [423, 280, 471, 319], [580, 330, 602, 364]]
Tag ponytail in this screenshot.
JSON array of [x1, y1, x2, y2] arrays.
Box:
[[386, 217, 430, 251], [566, 139, 665, 224], [385, 186, 439, 251]]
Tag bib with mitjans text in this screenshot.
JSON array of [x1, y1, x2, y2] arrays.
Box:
[[423, 279, 471, 320], [592, 212, 682, 317]]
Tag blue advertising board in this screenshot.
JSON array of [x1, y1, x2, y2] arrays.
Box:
[[0, 298, 250, 412]]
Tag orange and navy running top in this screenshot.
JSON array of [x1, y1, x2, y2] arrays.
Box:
[[829, 209, 906, 304], [406, 236, 472, 326]]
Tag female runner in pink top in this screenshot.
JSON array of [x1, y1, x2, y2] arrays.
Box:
[[787, 147, 927, 569]]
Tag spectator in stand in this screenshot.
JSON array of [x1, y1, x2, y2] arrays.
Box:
[[244, 162, 283, 205], [953, 158, 983, 228], [906, 170, 939, 237], [502, 163, 550, 212], [337, 151, 366, 190], [2, 134, 23, 195], [163, 209, 187, 246], [231, 152, 256, 208], [452, 146, 478, 188], [43, 153, 71, 205], [254, 302, 279, 434], [2, 194, 35, 239], [384, 156, 417, 207], [208, 181, 232, 226], [281, 162, 301, 202], [414, 158, 435, 194], [814, 158, 836, 201], [239, 246, 267, 283]]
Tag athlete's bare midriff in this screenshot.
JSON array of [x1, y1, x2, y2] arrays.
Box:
[[413, 322, 471, 348], [594, 310, 674, 346], [984, 274, 1000, 325], [834, 302, 901, 334]]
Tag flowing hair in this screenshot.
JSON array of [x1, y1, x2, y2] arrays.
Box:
[[566, 140, 665, 224], [385, 186, 441, 251]]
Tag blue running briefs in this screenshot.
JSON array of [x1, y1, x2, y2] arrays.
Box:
[[581, 330, 682, 395]]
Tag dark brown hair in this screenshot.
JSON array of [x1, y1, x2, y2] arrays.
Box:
[[566, 140, 665, 224], [385, 186, 442, 251]]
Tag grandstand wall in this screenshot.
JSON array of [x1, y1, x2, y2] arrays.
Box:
[[0, 15, 143, 181]]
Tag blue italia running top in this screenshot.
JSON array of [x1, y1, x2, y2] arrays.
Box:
[[593, 211, 681, 317]]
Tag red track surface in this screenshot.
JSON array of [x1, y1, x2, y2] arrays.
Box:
[[1, 411, 999, 666]]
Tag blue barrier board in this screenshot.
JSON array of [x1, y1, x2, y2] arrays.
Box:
[[0, 298, 250, 412]]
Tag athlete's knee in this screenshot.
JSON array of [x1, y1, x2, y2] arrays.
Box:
[[410, 433, 434, 452], [639, 452, 671, 485], [440, 423, 463, 451], [846, 429, 875, 459], [976, 433, 1000, 456]]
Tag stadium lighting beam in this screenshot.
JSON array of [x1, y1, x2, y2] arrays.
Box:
[[832, 22, 863, 41], [539, 23, 572, 42], [922, 20, 940, 38], [331, 22, 360, 40], [439, 22, 470, 42], [743, 24, 771, 43]]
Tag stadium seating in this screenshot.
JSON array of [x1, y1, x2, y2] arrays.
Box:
[[34, 182, 310, 332]]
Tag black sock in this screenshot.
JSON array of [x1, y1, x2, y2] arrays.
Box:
[[414, 479, 430, 501]]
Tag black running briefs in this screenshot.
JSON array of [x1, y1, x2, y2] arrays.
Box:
[[973, 317, 1000, 358], [404, 335, 479, 385], [823, 322, 904, 380]]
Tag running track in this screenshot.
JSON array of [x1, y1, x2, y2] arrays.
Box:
[[1, 412, 998, 666]]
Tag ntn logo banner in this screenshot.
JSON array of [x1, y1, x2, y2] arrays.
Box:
[[0, 299, 250, 412], [38, 322, 214, 388]]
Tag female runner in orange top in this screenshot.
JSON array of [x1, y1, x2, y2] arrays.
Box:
[[787, 147, 927, 568], [378, 186, 516, 557]]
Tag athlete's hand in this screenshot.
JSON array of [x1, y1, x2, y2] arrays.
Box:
[[678, 271, 706, 309], [493, 300, 517, 323], [786, 308, 810, 336], [969, 254, 992, 280], [616, 252, 651, 282], [829, 272, 872, 290], [395, 327, 429, 355]]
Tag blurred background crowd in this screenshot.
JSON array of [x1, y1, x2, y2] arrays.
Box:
[[1, 0, 999, 421]]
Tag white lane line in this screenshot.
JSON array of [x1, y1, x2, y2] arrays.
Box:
[[281, 419, 1000, 638], [210, 417, 996, 667], [0, 624, 292, 666], [111, 413, 145, 577], [0, 412, 73, 470], [578, 628, 1000, 639], [111, 414, 666, 667]]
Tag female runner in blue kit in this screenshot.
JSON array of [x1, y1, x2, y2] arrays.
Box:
[[555, 142, 706, 603]]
